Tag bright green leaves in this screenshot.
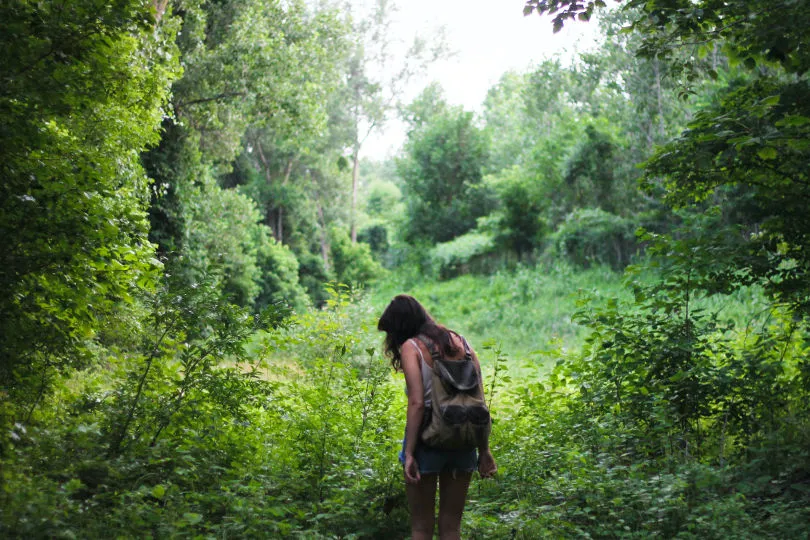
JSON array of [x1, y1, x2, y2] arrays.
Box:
[[0, 0, 180, 408], [757, 146, 778, 160], [151, 484, 167, 499], [527, 0, 810, 88], [146, 0, 350, 312]]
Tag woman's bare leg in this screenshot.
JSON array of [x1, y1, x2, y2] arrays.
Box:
[[437, 470, 472, 540], [406, 473, 438, 539]]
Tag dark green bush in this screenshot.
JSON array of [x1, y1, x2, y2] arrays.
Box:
[[552, 208, 639, 270]]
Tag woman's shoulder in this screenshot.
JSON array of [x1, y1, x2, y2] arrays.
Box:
[[406, 336, 429, 357]]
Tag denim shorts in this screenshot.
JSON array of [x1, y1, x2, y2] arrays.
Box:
[[399, 436, 478, 475]]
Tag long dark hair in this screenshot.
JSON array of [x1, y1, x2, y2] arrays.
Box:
[[377, 294, 459, 371]]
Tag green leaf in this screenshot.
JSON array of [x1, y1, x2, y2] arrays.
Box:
[[762, 95, 780, 106], [757, 146, 777, 160], [183, 513, 203, 525], [151, 484, 166, 499], [777, 115, 810, 127], [669, 371, 687, 382]]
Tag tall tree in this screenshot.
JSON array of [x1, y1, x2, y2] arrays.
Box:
[[398, 105, 493, 244], [145, 0, 345, 307], [525, 0, 810, 308], [0, 0, 179, 412], [338, 0, 447, 243]]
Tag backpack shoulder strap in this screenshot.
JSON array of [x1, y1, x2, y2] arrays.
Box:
[[415, 334, 441, 363], [459, 335, 472, 359]]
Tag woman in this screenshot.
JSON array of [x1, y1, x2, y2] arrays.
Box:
[[378, 294, 497, 540]]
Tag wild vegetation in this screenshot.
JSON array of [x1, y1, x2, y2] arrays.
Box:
[[2, 0, 809, 537]]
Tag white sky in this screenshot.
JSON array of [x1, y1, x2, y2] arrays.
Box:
[[363, 0, 601, 159]]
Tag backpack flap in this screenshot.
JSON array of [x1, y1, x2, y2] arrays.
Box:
[[434, 358, 480, 393]]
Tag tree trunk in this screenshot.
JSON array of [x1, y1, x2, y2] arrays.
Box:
[[653, 58, 666, 141], [316, 198, 331, 272], [152, 0, 170, 23], [350, 147, 360, 243], [276, 156, 296, 245], [255, 141, 282, 241]]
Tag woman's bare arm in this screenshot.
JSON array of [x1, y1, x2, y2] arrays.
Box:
[[401, 339, 425, 482]]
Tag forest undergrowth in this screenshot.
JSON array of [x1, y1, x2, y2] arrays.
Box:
[[4, 0, 810, 536], [3, 264, 808, 538]]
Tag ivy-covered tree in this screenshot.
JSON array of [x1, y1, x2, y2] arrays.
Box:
[[0, 0, 179, 413], [145, 0, 344, 308]]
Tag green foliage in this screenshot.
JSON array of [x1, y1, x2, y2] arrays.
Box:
[[145, 0, 348, 312], [0, 0, 179, 413], [359, 177, 404, 259], [525, 0, 810, 77], [358, 224, 390, 256], [255, 237, 311, 313], [398, 107, 495, 244], [429, 232, 498, 280], [183, 175, 271, 306], [372, 262, 630, 362], [329, 227, 385, 288], [1, 273, 289, 537], [6, 0, 810, 537], [563, 124, 632, 215], [171, 0, 341, 167], [365, 179, 404, 219], [401, 81, 449, 134], [482, 71, 532, 173], [297, 251, 333, 307], [644, 76, 810, 315], [552, 208, 639, 270], [487, 166, 549, 257]]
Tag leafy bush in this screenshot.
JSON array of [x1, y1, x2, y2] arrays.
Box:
[[297, 251, 332, 307], [551, 207, 639, 270], [398, 107, 496, 244], [358, 223, 390, 256], [255, 236, 310, 312], [487, 165, 549, 258], [329, 227, 385, 287], [0, 0, 179, 413], [429, 231, 498, 279]]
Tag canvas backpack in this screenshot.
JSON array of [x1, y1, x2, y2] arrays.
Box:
[[416, 334, 491, 451]]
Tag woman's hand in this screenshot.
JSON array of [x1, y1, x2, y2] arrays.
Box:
[[403, 452, 421, 484], [478, 449, 497, 479]]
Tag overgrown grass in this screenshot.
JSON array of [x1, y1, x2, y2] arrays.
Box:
[[371, 262, 630, 371], [4, 265, 802, 539]]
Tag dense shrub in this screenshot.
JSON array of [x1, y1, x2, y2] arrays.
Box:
[[358, 224, 390, 256], [551, 208, 639, 270], [329, 227, 385, 287], [488, 165, 549, 258], [254, 236, 310, 312], [428, 231, 499, 279]]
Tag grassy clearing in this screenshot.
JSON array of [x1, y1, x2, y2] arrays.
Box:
[[370, 262, 630, 372]]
